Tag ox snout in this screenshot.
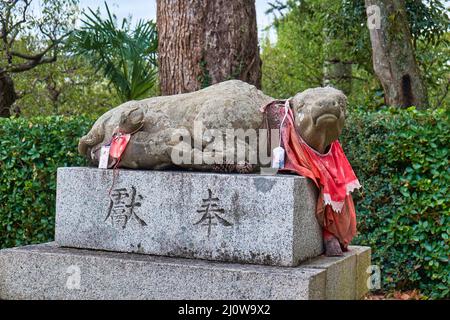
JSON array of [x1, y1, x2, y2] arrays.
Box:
[[311, 100, 343, 125]]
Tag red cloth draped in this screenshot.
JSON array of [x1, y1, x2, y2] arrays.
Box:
[[278, 106, 360, 248]]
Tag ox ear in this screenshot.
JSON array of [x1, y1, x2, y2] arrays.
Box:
[[127, 107, 144, 125], [291, 91, 307, 112], [119, 107, 143, 125], [327, 86, 348, 108], [334, 90, 348, 116]]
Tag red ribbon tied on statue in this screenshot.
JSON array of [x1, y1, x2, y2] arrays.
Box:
[[107, 132, 131, 194], [109, 132, 131, 160]]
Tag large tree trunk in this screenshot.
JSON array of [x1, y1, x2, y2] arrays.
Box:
[[0, 74, 16, 117], [365, 0, 427, 108], [157, 0, 261, 95]]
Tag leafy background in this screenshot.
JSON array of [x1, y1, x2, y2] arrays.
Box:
[[342, 107, 449, 299]]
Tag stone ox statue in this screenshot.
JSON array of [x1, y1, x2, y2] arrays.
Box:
[[79, 80, 347, 172]]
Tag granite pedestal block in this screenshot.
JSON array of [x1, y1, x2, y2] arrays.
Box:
[[0, 243, 371, 300], [55, 167, 323, 266]]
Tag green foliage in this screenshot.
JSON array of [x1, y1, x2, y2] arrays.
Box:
[[0, 115, 93, 248], [415, 33, 450, 109], [0, 0, 79, 72], [262, 0, 449, 109], [12, 54, 120, 117], [1, 0, 120, 118], [70, 2, 158, 102], [261, 0, 381, 107], [405, 0, 449, 45], [261, 1, 325, 98], [404, 1, 450, 109], [341, 107, 450, 299]]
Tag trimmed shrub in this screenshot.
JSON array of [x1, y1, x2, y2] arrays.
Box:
[[341, 107, 449, 299], [0, 116, 93, 248]]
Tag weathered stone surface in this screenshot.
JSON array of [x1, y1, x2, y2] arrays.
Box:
[[55, 167, 322, 266], [302, 250, 356, 300], [291, 87, 347, 154], [78, 80, 273, 170], [0, 244, 370, 300], [0, 243, 327, 300], [350, 245, 372, 299], [78, 80, 348, 171], [302, 246, 371, 300]]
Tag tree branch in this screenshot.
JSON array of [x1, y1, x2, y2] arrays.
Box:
[[8, 53, 57, 73], [10, 42, 55, 60], [7, 30, 71, 73], [8, 0, 31, 46]]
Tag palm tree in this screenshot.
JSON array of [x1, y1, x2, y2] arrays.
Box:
[[70, 2, 158, 102]]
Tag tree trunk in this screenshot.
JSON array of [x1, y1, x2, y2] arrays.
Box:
[[365, 0, 427, 108], [157, 0, 261, 95], [0, 74, 16, 117]]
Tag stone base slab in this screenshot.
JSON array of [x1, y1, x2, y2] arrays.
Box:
[[0, 243, 370, 300]]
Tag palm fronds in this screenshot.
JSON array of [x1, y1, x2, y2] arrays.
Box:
[[70, 2, 158, 102]]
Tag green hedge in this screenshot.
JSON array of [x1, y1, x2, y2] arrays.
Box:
[[0, 116, 93, 248], [341, 107, 449, 299], [0, 109, 449, 298]]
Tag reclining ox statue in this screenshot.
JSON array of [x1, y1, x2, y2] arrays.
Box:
[[78, 80, 347, 172], [79, 80, 352, 257]]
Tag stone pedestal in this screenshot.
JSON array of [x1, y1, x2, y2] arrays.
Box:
[[0, 167, 371, 300], [55, 167, 322, 266]]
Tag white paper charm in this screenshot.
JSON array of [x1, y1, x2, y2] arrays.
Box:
[[271, 146, 285, 169], [98, 145, 110, 169]]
